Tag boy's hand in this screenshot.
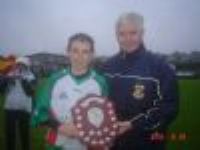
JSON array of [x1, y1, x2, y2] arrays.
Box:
[[58, 122, 79, 138]]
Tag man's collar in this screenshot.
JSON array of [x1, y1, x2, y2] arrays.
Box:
[[119, 44, 146, 61]]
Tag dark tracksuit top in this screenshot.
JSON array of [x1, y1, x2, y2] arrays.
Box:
[[101, 45, 179, 150]]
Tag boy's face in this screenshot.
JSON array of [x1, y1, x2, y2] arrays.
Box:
[[68, 40, 93, 70]]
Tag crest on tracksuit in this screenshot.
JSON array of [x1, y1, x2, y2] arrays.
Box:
[[132, 83, 145, 100]]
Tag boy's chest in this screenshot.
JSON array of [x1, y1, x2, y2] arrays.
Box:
[[50, 77, 101, 122]]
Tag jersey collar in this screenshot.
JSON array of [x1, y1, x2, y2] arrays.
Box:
[[69, 67, 92, 84]]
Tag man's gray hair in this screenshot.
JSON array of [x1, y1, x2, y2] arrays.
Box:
[[116, 12, 144, 31]]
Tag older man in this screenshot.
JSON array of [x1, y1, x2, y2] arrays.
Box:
[[102, 12, 179, 150]]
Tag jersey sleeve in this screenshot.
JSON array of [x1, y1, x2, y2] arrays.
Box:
[[31, 70, 67, 128], [31, 77, 52, 127]]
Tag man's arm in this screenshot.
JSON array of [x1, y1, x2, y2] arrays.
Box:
[[131, 62, 179, 131]]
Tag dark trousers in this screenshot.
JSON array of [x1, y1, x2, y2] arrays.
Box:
[[4, 110, 31, 150], [110, 130, 166, 150]]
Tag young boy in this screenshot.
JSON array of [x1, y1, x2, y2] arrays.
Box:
[[32, 33, 109, 150]]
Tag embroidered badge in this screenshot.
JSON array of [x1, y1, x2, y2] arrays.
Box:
[[132, 83, 145, 100]]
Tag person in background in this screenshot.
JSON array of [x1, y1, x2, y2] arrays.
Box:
[[101, 12, 179, 150], [0, 57, 36, 150]]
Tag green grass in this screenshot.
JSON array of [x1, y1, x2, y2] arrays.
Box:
[[0, 79, 200, 149], [167, 79, 200, 150], [0, 94, 4, 148]]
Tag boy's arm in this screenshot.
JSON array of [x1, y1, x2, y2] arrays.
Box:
[[31, 77, 60, 129]]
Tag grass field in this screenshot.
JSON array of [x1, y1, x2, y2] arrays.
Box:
[[0, 79, 200, 150], [167, 79, 200, 150]]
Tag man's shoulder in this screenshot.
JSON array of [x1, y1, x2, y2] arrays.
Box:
[[143, 50, 162, 62], [144, 50, 176, 74], [101, 53, 120, 71], [106, 53, 121, 64], [144, 50, 167, 65]]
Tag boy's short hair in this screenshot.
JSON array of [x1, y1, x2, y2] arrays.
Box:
[[67, 33, 94, 52]]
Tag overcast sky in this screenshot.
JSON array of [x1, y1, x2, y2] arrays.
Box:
[[0, 0, 200, 56]]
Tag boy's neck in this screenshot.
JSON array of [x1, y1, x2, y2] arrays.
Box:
[[70, 66, 89, 76]]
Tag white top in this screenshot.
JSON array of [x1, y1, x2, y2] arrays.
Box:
[[4, 70, 35, 113]]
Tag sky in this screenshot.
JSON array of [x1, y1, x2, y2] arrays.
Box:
[[0, 0, 200, 56]]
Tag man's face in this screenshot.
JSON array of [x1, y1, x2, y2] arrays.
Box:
[[116, 21, 143, 53], [68, 40, 93, 70]]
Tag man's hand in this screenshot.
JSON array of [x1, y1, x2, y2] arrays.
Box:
[[117, 121, 132, 135], [58, 122, 79, 138]]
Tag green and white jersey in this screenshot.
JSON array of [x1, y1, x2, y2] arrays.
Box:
[[32, 67, 109, 150]]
